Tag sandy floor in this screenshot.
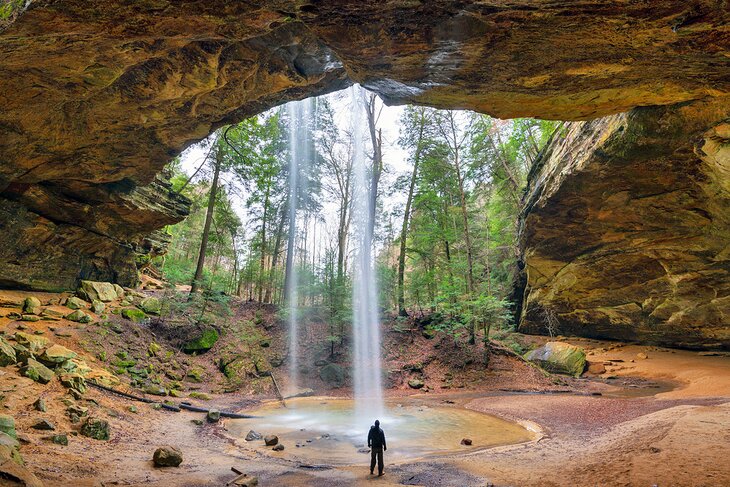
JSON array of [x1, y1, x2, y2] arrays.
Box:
[[3, 339, 724, 487]]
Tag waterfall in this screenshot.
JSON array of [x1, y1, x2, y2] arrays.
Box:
[[351, 85, 385, 420], [285, 97, 314, 394]]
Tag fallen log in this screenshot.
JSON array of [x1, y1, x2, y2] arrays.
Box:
[[87, 380, 180, 411], [179, 402, 258, 419]]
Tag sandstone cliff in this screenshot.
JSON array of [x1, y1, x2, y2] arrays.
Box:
[[517, 98, 730, 350]]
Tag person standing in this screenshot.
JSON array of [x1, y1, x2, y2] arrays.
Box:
[[367, 419, 387, 476]]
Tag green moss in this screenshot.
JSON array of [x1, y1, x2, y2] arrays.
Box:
[[182, 329, 218, 354], [121, 308, 147, 323]]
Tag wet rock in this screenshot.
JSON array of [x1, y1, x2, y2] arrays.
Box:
[[182, 329, 219, 354], [121, 308, 147, 323], [80, 417, 110, 440], [319, 363, 345, 388], [79, 281, 119, 302], [525, 342, 586, 377], [264, 435, 278, 446], [460, 438, 473, 446], [22, 297, 41, 315], [207, 409, 220, 423], [39, 344, 76, 365], [272, 443, 284, 451], [245, 430, 262, 441], [21, 358, 55, 384], [153, 445, 183, 467], [408, 379, 425, 389], [139, 297, 161, 315], [31, 419, 55, 431]]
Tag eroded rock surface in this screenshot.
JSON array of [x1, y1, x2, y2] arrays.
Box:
[[517, 98, 730, 349], [0, 1, 727, 296]]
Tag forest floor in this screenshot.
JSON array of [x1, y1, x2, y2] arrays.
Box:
[[0, 289, 728, 486]]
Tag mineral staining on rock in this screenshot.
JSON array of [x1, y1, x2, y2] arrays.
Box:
[[0, 0, 727, 295], [517, 99, 730, 349]]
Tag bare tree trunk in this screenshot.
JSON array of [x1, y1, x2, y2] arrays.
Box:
[[257, 190, 270, 302], [265, 204, 286, 303], [190, 146, 222, 295], [397, 108, 426, 316]]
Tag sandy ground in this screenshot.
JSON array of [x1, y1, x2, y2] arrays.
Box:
[[4, 341, 726, 487]]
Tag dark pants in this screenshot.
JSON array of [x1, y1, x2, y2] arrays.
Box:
[[370, 447, 384, 474]]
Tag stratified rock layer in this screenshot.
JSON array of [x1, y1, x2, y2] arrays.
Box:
[[0, 0, 727, 310], [517, 99, 730, 350]]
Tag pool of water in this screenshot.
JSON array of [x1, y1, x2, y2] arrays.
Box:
[[228, 397, 537, 465]]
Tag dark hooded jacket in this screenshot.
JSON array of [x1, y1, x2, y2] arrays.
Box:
[[368, 425, 386, 449]]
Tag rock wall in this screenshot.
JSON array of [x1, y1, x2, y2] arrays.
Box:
[[0, 0, 727, 292], [517, 98, 730, 350]]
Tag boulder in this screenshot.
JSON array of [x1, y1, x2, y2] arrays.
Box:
[[14, 331, 49, 354], [80, 417, 110, 440], [408, 379, 425, 389], [264, 435, 278, 446], [22, 297, 41, 315], [0, 337, 17, 366], [319, 363, 345, 388], [245, 430, 262, 441], [182, 329, 219, 354], [21, 358, 55, 384], [121, 308, 147, 323], [525, 342, 586, 377], [139, 297, 161, 315], [153, 446, 183, 467], [65, 297, 88, 310], [79, 281, 119, 302], [39, 344, 76, 365]]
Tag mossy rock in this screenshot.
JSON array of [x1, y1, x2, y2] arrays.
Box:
[[525, 342, 587, 377], [0, 337, 17, 366], [39, 344, 76, 365], [59, 373, 87, 394], [91, 300, 105, 314], [186, 367, 204, 382], [22, 297, 41, 315], [80, 417, 109, 441], [21, 358, 54, 384], [182, 329, 218, 354], [121, 308, 147, 323], [65, 297, 87, 310], [138, 297, 161, 315], [14, 332, 48, 354], [188, 391, 211, 400], [0, 415, 16, 439], [65, 310, 92, 323]]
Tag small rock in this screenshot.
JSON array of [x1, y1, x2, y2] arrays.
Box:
[[139, 297, 161, 315], [80, 417, 110, 440], [207, 409, 220, 423], [39, 344, 77, 365], [121, 308, 147, 323], [22, 297, 42, 315], [31, 420, 55, 431], [128, 406, 138, 414], [637, 352, 648, 360], [461, 438, 473, 446], [408, 379, 425, 389], [153, 445, 183, 467], [272, 443, 284, 451], [649, 446, 661, 454], [33, 398, 47, 412], [264, 434, 278, 446], [0, 415, 16, 438], [144, 385, 167, 396], [188, 391, 211, 400], [232, 475, 259, 487], [21, 315, 41, 322], [48, 434, 68, 446], [245, 430, 262, 441], [91, 300, 105, 314], [586, 362, 607, 375], [59, 373, 86, 394], [65, 310, 91, 323], [190, 419, 203, 426], [21, 358, 55, 384]]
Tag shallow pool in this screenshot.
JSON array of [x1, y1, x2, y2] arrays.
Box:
[[228, 397, 536, 465]]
